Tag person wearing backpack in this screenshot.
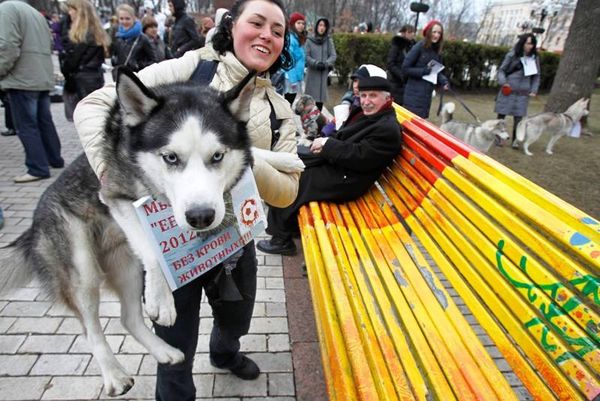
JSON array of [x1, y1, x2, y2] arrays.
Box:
[[74, 1, 301, 399]]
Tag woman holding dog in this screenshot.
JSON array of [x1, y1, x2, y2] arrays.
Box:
[[74, 0, 301, 399], [494, 33, 540, 148], [401, 20, 449, 119]]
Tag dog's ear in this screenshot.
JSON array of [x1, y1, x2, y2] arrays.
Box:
[[116, 67, 159, 126], [222, 71, 257, 123]]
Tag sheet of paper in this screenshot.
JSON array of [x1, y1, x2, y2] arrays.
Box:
[[521, 56, 538, 77], [423, 60, 445, 85]]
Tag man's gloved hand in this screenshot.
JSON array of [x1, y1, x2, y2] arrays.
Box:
[[252, 147, 305, 173], [315, 61, 326, 71]]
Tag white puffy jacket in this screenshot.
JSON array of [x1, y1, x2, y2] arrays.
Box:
[[74, 46, 299, 208]]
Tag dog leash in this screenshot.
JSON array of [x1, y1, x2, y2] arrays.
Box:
[[437, 88, 481, 124]]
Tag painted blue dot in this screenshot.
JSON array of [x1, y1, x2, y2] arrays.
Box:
[[569, 232, 590, 247], [580, 217, 598, 225]]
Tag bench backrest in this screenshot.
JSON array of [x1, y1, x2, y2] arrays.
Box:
[[299, 105, 599, 400]]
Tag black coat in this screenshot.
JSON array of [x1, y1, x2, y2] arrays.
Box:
[[111, 33, 157, 74], [401, 41, 448, 118], [61, 35, 104, 96], [267, 106, 402, 234], [387, 35, 415, 105], [169, 13, 202, 58]]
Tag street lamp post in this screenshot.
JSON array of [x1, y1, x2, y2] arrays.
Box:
[[410, 1, 429, 32]]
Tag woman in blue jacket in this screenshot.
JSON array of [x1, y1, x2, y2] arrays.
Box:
[[283, 12, 306, 104], [401, 20, 448, 118]]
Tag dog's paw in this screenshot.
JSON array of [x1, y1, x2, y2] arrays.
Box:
[[524, 150, 533, 156], [153, 344, 185, 365], [546, 149, 554, 155], [144, 279, 177, 326], [104, 368, 134, 397]]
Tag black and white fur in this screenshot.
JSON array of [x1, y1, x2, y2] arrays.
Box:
[[516, 97, 589, 156], [0, 68, 257, 396], [440, 102, 509, 153]]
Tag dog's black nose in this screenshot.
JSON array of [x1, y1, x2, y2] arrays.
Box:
[[185, 207, 215, 229]]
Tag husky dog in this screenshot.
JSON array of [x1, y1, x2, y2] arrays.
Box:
[[0, 69, 260, 396], [440, 102, 509, 153], [294, 93, 328, 145], [516, 97, 589, 156]]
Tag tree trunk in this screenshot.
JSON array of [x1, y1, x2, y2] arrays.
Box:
[[544, 0, 600, 114]]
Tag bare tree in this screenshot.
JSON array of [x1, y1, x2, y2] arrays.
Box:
[[544, 0, 600, 115]]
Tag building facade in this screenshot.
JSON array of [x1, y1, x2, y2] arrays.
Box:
[[476, 0, 576, 53]]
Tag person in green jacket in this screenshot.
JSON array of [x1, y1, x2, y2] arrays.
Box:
[[0, 0, 64, 183]]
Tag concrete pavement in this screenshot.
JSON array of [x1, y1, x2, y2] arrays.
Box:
[[0, 100, 303, 400]]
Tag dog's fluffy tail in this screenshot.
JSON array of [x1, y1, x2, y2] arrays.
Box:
[[516, 119, 527, 142], [0, 230, 35, 295], [441, 102, 455, 124]]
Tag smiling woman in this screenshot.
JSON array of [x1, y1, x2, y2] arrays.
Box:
[[73, 0, 302, 399]]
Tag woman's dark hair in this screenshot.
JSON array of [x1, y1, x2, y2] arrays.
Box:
[[514, 33, 537, 57], [211, 0, 292, 74]]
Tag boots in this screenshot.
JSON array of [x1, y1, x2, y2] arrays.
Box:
[[256, 235, 297, 255]]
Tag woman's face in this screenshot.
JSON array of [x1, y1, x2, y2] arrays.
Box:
[[294, 19, 305, 33], [68, 6, 78, 22], [118, 10, 135, 30], [145, 25, 158, 39], [352, 79, 359, 96], [317, 20, 327, 35], [430, 24, 442, 43], [524, 37, 534, 55], [231, 0, 285, 73]]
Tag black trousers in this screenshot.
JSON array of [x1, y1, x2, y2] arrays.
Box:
[[497, 113, 522, 142], [153, 241, 257, 401]]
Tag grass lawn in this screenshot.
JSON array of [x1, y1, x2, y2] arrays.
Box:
[[326, 85, 600, 219]]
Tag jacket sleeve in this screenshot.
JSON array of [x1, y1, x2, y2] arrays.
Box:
[[320, 119, 401, 172], [139, 36, 159, 69], [530, 57, 541, 94], [304, 42, 319, 69], [497, 52, 512, 86], [401, 42, 427, 79], [0, 9, 21, 79], [252, 115, 300, 208], [175, 18, 202, 57], [74, 52, 199, 178], [326, 37, 337, 68], [387, 42, 403, 81]]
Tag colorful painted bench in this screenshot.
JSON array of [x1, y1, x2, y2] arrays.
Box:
[[298, 105, 600, 401]]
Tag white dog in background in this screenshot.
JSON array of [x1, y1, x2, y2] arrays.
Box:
[[516, 97, 589, 156], [440, 102, 509, 153]]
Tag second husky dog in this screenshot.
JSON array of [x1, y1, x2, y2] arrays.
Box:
[[0, 69, 260, 396], [440, 102, 509, 153], [515, 97, 589, 156]]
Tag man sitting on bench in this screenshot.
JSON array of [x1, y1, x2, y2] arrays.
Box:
[[257, 66, 403, 255]]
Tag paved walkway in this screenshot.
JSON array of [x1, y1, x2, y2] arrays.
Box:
[[0, 100, 310, 400]]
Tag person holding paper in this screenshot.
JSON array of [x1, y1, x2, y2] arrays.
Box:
[[494, 33, 540, 148], [257, 74, 402, 255], [401, 20, 449, 119], [74, 0, 303, 399]]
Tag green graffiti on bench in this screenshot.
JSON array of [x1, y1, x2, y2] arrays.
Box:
[[495, 240, 599, 363]]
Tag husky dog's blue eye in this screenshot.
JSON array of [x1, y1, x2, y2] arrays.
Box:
[[162, 153, 179, 165], [211, 152, 224, 163]]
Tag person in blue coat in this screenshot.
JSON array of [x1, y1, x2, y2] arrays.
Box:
[[283, 12, 306, 104], [401, 20, 448, 119]]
